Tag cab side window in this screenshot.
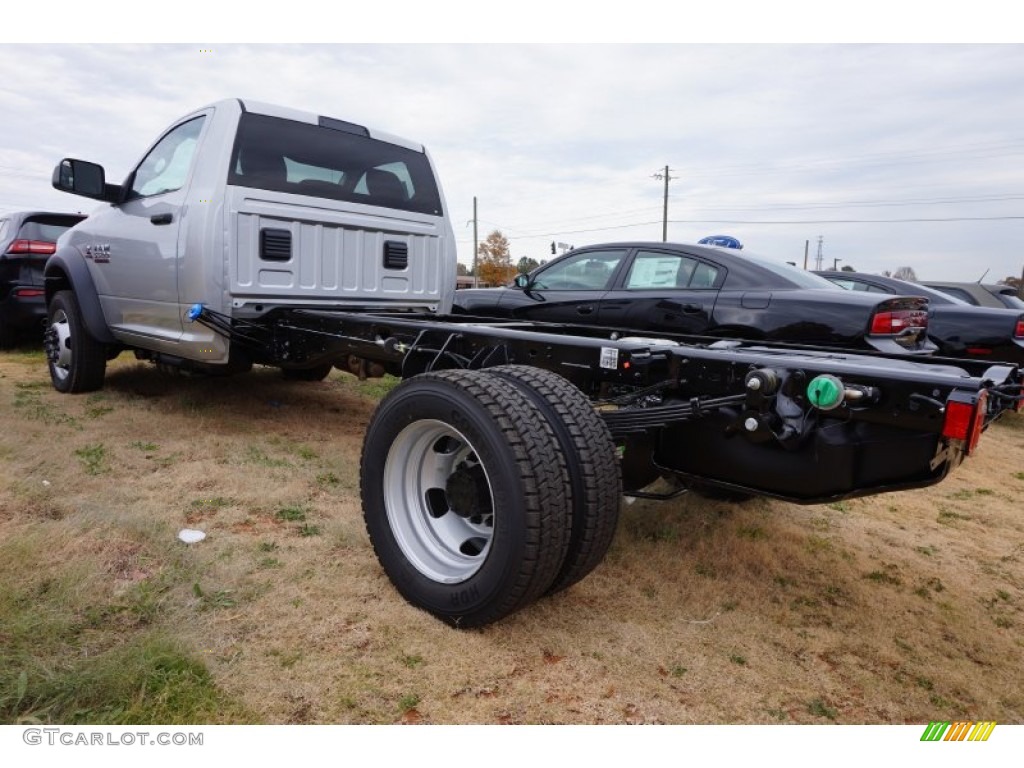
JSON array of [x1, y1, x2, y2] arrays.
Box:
[[128, 116, 206, 199]]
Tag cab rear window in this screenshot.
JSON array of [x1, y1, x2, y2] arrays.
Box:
[[228, 113, 443, 216]]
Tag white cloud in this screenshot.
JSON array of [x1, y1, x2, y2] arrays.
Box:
[[1, 43, 1022, 281]]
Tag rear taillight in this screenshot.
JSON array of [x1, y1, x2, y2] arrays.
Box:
[[1014, 317, 1024, 339], [13, 288, 45, 298], [7, 239, 57, 255], [942, 389, 987, 455], [870, 309, 928, 335]]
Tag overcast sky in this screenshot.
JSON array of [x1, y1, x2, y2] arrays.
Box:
[[2, 39, 1022, 282]]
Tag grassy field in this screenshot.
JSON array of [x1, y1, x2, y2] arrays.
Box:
[[1, 347, 1022, 724]]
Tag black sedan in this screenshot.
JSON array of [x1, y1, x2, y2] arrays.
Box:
[[0, 210, 86, 347], [453, 242, 934, 354], [817, 270, 1024, 366]]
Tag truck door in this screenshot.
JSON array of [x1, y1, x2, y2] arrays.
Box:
[[91, 115, 206, 341]]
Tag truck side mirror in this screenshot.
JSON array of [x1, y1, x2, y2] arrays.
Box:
[[52, 158, 113, 200], [514, 274, 530, 289]]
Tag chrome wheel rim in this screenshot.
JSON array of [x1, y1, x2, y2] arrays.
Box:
[[45, 308, 73, 383], [383, 420, 495, 583]]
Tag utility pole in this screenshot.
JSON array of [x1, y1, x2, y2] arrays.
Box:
[[472, 196, 478, 287], [833, 257, 841, 270], [651, 166, 676, 242], [803, 240, 809, 270], [814, 236, 824, 272]]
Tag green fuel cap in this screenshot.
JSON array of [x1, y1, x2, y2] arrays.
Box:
[[807, 375, 845, 410]]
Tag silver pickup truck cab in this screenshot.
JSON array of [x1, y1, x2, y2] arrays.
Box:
[[45, 98, 456, 388]]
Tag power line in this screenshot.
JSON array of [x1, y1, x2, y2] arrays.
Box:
[[463, 214, 1024, 242], [496, 204, 662, 231], [460, 190, 1024, 240], [668, 215, 1024, 225]]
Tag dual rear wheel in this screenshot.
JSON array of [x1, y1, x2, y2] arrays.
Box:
[[360, 366, 620, 628]]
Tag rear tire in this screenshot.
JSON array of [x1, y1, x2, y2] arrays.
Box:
[[490, 365, 621, 593], [44, 290, 106, 393], [360, 369, 571, 628]]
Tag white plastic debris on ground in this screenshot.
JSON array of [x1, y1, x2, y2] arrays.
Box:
[[178, 529, 207, 544]]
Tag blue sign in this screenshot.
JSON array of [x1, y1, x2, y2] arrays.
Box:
[[698, 235, 743, 249]]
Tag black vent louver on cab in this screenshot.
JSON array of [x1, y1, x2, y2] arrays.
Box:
[[383, 240, 408, 270], [260, 228, 292, 261]]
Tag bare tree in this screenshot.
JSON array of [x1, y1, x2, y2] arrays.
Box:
[[892, 266, 918, 281]]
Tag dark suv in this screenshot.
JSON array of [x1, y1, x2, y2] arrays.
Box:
[[0, 210, 86, 347]]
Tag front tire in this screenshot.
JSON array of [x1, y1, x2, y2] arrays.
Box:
[[44, 290, 106, 393], [360, 370, 571, 628]]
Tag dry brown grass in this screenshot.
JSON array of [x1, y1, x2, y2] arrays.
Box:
[[1, 348, 1022, 724]]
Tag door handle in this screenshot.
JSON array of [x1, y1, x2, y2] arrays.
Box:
[[576, 305, 595, 315], [681, 303, 702, 313], [150, 213, 173, 225]]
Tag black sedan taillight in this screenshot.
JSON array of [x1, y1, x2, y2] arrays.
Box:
[[1014, 316, 1024, 339], [870, 308, 928, 335]]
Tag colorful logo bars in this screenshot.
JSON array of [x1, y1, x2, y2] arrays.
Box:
[[921, 721, 997, 742]]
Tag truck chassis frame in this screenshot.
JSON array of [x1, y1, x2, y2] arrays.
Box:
[[174, 304, 1023, 626]]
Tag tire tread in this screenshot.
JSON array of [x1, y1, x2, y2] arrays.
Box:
[[48, 289, 106, 393], [360, 369, 572, 627], [490, 365, 621, 593]]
